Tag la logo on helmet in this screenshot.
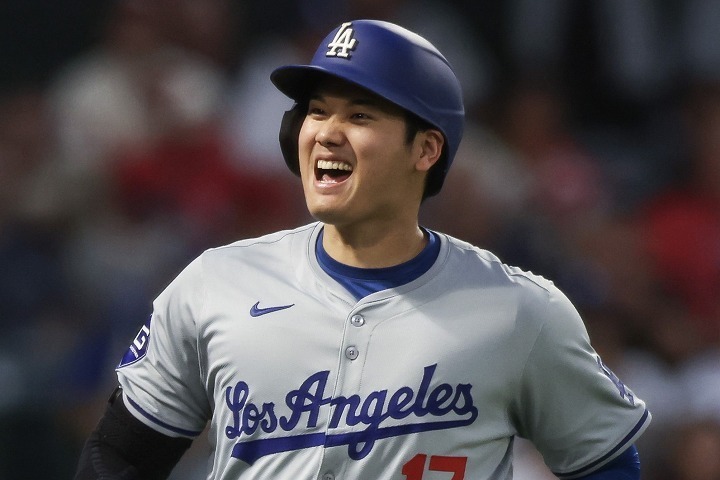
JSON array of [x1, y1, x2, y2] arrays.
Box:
[[326, 22, 358, 58]]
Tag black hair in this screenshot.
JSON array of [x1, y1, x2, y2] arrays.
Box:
[[403, 110, 447, 200]]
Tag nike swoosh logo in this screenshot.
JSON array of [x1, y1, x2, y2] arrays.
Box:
[[249, 301, 295, 317]]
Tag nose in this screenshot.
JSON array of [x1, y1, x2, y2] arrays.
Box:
[[315, 115, 344, 148]]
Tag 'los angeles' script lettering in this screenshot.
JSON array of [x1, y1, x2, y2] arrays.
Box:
[[224, 364, 478, 464]]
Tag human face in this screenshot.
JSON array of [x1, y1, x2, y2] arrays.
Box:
[[297, 80, 440, 230]]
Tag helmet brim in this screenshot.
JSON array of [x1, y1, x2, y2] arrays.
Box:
[[272, 65, 377, 104]]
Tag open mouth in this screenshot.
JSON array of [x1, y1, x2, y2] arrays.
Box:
[[316, 159, 353, 183]]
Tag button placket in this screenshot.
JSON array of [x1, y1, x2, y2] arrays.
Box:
[[344, 313, 366, 361], [350, 314, 365, 327], [345, 345, 359, 360]]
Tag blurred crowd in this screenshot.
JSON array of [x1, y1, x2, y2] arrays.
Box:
[[1, 0, 720, 478]]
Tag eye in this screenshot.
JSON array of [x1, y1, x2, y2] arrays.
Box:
[[350, 111, 374, 122], [307, 106, 326, 117]]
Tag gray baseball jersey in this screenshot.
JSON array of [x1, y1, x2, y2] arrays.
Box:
[[117, 222, 650, 479]]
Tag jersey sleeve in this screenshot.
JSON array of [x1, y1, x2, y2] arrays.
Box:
[[115, 255, 211, 438], [511, 283, 650, 478]]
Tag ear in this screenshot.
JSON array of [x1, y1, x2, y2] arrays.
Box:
[[414, 129, 445, 173]]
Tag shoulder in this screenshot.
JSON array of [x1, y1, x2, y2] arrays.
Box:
[[434, 231, 578, 334], [207, 222, 317, 254], [439, 232, 557, 295], [157, 223, 318, 300], [198, 222, 317, 267]]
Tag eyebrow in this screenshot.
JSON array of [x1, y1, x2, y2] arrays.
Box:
[[308, 93, 395, 113]]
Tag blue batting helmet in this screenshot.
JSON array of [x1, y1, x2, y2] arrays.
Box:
[[271, 19, 465, 198]]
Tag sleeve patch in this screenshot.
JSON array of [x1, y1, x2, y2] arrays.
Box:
[[596, 355, 635, 406], [118, 316, 152, 368]]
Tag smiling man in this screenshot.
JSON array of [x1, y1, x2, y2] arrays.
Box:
[[297, 80, 441, 267], [74, 20, 650, 480]]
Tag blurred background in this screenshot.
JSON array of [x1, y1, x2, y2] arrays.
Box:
[[1, 0, 719, 478]]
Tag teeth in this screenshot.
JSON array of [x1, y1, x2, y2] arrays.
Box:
[[317, 160, 353, 171]]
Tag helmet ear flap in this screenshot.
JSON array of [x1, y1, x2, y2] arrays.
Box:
[[279, 103, 306, 176]]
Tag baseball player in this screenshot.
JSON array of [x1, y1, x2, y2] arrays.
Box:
[[75, 20, 651, 479]]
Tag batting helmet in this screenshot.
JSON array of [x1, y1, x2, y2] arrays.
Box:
[[271, 19, 465, 198]]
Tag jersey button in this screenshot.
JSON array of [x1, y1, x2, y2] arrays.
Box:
[[345, 346, 359, 360], [350, 314, 365, 327], [321, 473, 335, 480]]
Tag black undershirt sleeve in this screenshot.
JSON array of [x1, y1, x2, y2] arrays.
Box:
[[74, 387, 193, 480]]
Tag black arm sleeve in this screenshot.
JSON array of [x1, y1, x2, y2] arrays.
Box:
[[74, 387, 194, 480]]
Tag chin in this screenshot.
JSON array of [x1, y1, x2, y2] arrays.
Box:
[[305, 194, 344, 221], [308, 207, 345, 226]]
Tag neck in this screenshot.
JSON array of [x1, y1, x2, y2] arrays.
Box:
[[322, 220, 427, 268]]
